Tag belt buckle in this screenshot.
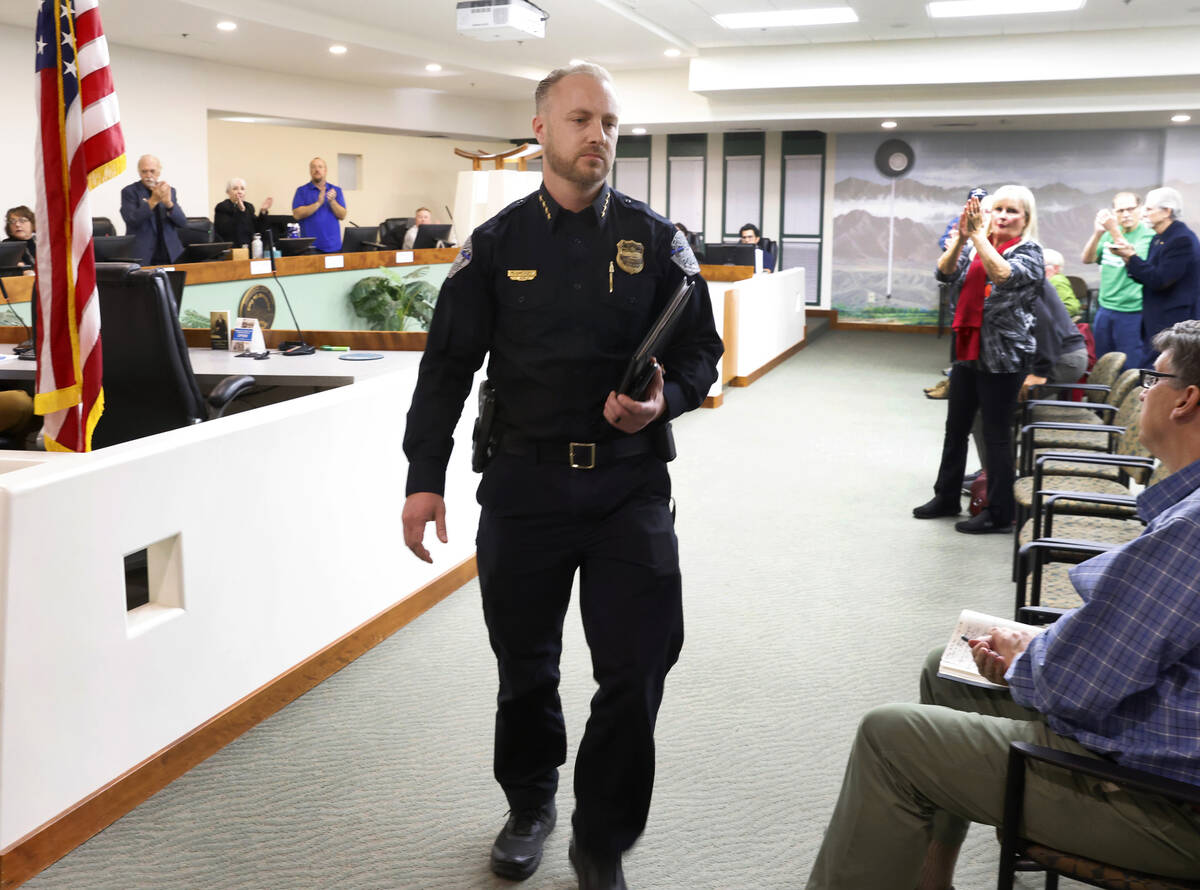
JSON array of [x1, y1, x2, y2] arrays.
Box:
[[568, 442, 596, 470]]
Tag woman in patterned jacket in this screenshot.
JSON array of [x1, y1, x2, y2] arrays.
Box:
[[913, 184, 1042, 534]]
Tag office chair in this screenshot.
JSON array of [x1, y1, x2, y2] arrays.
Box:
[[181, 216, 214, 246], [758, 236, 777, 270], [92, 216, 117, 237], [998, 740, 1200, 889], [91, 263, 255, 449], [375, 217, 413, 250]]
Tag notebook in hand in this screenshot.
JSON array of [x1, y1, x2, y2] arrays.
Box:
[[617, 278, 695, 401], [938, 609, 1044, 690]]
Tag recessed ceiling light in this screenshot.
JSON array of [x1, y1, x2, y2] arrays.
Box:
[[631, 127, 647, 135], [664, 47, 681, 57], [713, 7, 858, 29], [425, 63, 442, 72], [927, 0, 1085, 18], [881, 120, 898, 129], [329, 44, 348, 55], [1172, 113, 1192, 123], [216, 20, 237, 31]]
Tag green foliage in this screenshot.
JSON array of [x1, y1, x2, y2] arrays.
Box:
[[349, 266, 439, 332], [179, 308, 210, 328], [836, 305, 938, 324]]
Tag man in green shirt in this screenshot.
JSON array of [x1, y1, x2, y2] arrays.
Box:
[[1081, 191, 1154, 370]]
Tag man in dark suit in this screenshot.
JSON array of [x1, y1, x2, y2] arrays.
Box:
[[119, 154, 188, 265], [1111, 186, 1200, 366]]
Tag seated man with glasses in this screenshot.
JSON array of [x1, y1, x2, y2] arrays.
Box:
[[806, 320, 1200, 890]]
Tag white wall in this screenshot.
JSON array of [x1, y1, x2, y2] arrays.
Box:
[[0, 23, 529, 231]]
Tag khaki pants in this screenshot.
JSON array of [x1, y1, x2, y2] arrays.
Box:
[[0, 390, 33, 437], [805, 648, 1200, 889]]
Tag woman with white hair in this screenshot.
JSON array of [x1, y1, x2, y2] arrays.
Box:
[[1111, 186, 1200, 365], [213, 178, 274, 248], [913, 184, 1042, 534]]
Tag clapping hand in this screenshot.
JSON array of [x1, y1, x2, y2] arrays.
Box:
[[261, 196, 274, 212], [325, 189, 337, 205], [962, 196, 984, 238]]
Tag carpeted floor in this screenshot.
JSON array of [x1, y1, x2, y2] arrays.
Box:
[[27, 329, 1083, 889]]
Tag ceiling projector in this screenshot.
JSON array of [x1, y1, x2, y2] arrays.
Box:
[[456, 0, 547, 41]]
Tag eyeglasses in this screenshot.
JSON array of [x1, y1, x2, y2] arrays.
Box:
[[1139, 368, 1179, 389], [5, 217, 30, 226]]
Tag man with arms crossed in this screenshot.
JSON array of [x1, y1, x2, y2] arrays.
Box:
[[291, 157, 346, 252], [1081, 191, 1152, 370], [806, 319, 1200, 889], [401, 63, 722, 890]]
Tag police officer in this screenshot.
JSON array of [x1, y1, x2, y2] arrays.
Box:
[[401, 63, 722, 890]]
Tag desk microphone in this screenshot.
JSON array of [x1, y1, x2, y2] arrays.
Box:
[[0, 275, 34, 357], [262, 229, 315, 356]]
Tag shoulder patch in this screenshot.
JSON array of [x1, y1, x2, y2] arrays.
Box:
[[670, 230, 701, 276], [447, 236, 472, 279]]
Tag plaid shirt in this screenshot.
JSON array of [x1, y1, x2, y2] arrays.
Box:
[[1007, 457, 1200, 785]]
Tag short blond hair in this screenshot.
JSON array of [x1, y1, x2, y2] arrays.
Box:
[[992, 184, 1038, 242], [534, 62, 613, 114]]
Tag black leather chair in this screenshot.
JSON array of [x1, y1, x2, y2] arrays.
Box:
[[92, 216, 117, 237], [91, 263, 254, 449], [181, 216, 214, 246], [375, 217, 412, 250], [758, 236, 777, 270]]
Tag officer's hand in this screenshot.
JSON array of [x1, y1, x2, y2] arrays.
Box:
[[402, 492, 447, 563], [604, 360, 665, 434]]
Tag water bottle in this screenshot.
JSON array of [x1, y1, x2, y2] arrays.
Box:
[[250, 234, 263, 259]]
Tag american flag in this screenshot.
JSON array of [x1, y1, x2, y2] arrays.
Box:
[[33, 0, 125, 452]]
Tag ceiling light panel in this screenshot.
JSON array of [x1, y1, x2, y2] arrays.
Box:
[[713, 8, 859, 29], [927, 0, 1085, 18]]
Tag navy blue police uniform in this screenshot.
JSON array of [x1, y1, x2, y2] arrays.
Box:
[[403, 183, 723, 857]]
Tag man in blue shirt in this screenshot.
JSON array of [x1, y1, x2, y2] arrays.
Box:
[[290, 157, 346, 252], [806, 319, 1200, 890]]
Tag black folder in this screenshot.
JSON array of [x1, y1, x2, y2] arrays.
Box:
[[617, 278, 695, 400]]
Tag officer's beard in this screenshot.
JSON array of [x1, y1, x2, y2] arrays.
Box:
[[543, 141, 611, 190]]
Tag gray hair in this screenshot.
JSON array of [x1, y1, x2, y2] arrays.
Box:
[[534, 62, 613, 113], [1145, 186, 1183, 219], [1154, 320, 1200, 388], [225, 177, 246, 192], [1042, 247, 1064, 268]]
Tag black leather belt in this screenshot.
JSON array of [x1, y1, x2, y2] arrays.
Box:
[[498, 433, 655, 469]]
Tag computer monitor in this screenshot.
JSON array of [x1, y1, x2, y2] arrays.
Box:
[[412, 224, 453, 250], [92, 235, 139, 263], [340, 226, 379, 253], [702, 244, 757, 266], [262, 214, 295, 241], [277, 237, 316, 257], [178, 242, 232, 263], [0, 242, 29, 272]]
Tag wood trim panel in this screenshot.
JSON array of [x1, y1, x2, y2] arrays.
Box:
[[145, 247, 460, 286], [0, 556, 478, 889], [729, 339, 807, 388], [721, 289, 738, 385], [831, 320, 938, 334], [698, 264, 755, 283], [0, 277, 33, 304], [702, 393, 723, 409]]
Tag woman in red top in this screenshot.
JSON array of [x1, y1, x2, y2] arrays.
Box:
[[913, 185, 1043, 533]]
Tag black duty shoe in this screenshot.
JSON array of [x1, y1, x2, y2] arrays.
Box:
[[912, 497, 961, 519], [955, 510, 1013, 535], [569, 836, 627, 890], [490, 803, 556, 880]]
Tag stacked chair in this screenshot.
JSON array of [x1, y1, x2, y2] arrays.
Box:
[[1009, 353, 1160, 617]]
